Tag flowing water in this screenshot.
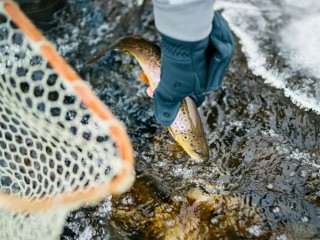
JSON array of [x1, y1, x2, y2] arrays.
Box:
[[41, 0, 320, 239]]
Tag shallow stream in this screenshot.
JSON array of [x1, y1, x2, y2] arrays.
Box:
[[42, 0, 320, 239]]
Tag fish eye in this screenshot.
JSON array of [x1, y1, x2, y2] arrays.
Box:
[[194, 149, 202, 155]]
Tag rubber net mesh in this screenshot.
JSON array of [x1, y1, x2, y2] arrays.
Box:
[[0, 2, 133, 239], [0, 208, 70, 239]]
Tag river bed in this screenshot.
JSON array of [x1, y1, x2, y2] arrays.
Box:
[[42, 0, 320, 239]]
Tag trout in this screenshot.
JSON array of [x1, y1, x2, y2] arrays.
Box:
[[87, 35, 209, 161]]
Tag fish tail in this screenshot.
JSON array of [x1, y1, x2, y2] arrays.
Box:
[[85, 39, 122, 64]]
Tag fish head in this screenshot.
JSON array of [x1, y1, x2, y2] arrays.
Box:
[[170, 124, 209, 162], [168, 98, 210, 162], [186, 135, 209, 162]]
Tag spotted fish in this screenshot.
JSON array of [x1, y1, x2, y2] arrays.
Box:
[[87, 35, 209, 161]]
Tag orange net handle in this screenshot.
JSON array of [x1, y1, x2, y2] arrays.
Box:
[[0, 0, 134, 211]]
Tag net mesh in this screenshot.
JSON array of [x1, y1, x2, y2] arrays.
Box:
[[0, 208, 70, 239], [0, 1, 134, 239]]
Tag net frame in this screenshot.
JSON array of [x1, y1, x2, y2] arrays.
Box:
[[0, 0, 135, 212]]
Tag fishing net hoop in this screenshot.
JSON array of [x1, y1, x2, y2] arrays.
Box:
[[0, 0, 135, 213]]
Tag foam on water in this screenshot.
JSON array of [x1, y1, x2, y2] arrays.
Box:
[[216, 0, 320, 114], [279, 15, 320, 77]]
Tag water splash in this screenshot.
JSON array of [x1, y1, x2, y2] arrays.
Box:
[[216, 0, 320, 114]]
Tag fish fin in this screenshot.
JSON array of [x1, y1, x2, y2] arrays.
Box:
[[136, 72, 150, 85]]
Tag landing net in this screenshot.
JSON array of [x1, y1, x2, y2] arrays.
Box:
[[0, 1, 134, 239]]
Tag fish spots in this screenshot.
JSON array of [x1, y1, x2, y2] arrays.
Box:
[[180, 125, 186, 131], [172, 121, 179, 134], [172, 108, 195, 144]]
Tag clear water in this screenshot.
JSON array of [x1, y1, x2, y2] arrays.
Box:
[[41, 0, 320, 239]]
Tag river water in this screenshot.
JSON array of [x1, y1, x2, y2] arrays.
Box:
[[42, 0, 320, 239]]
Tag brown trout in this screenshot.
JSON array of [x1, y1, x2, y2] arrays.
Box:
[[87, 35, 209, 161]]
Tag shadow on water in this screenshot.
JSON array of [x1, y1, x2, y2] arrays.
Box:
[[39, 0, 320, 239]]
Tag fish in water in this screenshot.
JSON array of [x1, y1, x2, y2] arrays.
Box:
[[87, 35, 209, 161]]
